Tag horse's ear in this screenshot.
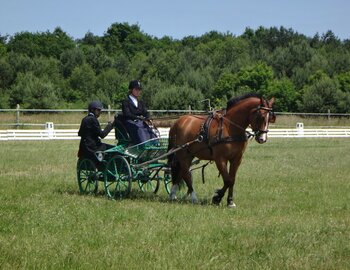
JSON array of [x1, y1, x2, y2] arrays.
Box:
[[268, 97, 275, 107]]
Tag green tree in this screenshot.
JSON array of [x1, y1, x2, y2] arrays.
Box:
[[0, 34, 7, 57], [236, 63, 274, 95], [80, 44, 112, 74], [212, 72, 238, 106], [102, 22, 151, 57], [94, 68, 124, 106], [79, 31, 101, 46], [0, 58, 15, 89], [152, 85, 204, 110], [7, 52, 34, 74], [7, 28, 74, 58], [336, 71, 350, 93], [32, 56, 61, 83], [299, 73, 345, 112], [9, 72, 59, 108], [266, 78, 298, 111], [60, 48, 85, 77], [69, 64, 96, 102]]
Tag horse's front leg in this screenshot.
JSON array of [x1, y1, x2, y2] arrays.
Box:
[[212, 159, 230, 205], [226, 154, 244, 208], [226, 187, 235, 208]]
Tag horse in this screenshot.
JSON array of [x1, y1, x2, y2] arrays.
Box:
[[167, 93, 276, 207]]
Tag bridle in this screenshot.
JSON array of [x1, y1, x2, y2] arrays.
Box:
[[221, 99, 274, 139], [251, 104, 274, 137]]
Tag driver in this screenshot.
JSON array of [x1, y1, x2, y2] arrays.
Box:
[[121, 80, 157, 144]]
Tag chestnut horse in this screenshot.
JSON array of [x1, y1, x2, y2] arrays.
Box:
[[167, 93, 275, 207]]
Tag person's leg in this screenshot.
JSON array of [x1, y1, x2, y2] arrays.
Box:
[[137, 126, 152, 142], [125, 120, 142, 144]]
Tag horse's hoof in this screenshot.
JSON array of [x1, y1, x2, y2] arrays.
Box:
[[169, 194, 177, 200], [212, 195, 221, 205], [227, 201, 236, 208], [190, 191, 198, 204]]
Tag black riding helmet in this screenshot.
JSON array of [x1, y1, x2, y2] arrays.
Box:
[[88, 101, 103, 112]]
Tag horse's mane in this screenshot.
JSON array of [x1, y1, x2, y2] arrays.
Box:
[[226, 93, 261, 110]]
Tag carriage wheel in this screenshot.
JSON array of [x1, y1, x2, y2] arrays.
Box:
[[104, 155, 132, 199], [163, 168, 172, 194], [137, 167, 161, 194], [77, 158, 98, 195]]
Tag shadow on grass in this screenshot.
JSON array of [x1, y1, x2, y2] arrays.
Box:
[[55, 187, 214, 206]]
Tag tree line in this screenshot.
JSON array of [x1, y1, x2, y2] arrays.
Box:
[[0, 23, 350, 113]]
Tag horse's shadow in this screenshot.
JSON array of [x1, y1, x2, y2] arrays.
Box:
[[55, 187, 213, 206]]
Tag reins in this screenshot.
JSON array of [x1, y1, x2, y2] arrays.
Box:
[[221, 116, 255, 139], [132, 137, 201, 168]]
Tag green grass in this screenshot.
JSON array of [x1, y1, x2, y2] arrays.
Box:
[[0, 139, 349, 269]]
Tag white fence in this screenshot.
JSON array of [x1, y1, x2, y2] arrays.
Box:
[[0, 127, 170, 141], [1, 126, 350, 141]]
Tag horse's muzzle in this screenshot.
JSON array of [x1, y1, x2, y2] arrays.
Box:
[[255, 136, 267, 144], [254, 130, 268, 144]]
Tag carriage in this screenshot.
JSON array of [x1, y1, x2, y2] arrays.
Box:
[[77, 94, 276, 206], [76, 116, 173, 199]]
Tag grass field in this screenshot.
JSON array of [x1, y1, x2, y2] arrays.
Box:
[[0, 138, 349, 269]]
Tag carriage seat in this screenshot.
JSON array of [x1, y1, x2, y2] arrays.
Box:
[[114, 114, 132, 146]]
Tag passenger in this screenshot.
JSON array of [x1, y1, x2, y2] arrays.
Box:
[[78, 101, 115, 165], [121, 80, 157, 144]]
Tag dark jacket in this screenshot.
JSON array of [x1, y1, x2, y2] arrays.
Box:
[[78, 112, 113, 158], [122, 96, 150, 120]]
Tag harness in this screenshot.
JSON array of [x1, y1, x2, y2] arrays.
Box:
[[198, 104, 274, 149], [199, 110, 249, 148]]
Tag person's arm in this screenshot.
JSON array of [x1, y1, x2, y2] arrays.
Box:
[[90, 117, 113, 139], [140, 101, 150, 119]]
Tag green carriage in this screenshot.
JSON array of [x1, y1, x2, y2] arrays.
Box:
[[76, 117, 172, 199]]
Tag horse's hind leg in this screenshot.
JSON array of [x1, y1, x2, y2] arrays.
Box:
[[169, 153, 181, 200], [181, 167, 198, 204], [170, 154, 197, 203]]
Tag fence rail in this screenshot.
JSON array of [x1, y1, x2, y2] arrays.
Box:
[[1, 127, 350, 141]]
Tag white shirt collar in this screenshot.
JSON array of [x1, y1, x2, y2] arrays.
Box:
[[129, 95, 138, 107]]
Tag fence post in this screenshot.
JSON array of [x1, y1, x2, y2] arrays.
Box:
[[16, 104, 20, 129], [45, 122, 55, 139], [108, 104, 111, 121], [296, 122, 304, 137]]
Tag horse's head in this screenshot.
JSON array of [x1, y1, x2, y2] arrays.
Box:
[[249, 97, 276, 144]]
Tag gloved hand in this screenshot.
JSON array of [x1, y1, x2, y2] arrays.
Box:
[[137, 115, 146, 121], [111, 113, 118, 127]]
